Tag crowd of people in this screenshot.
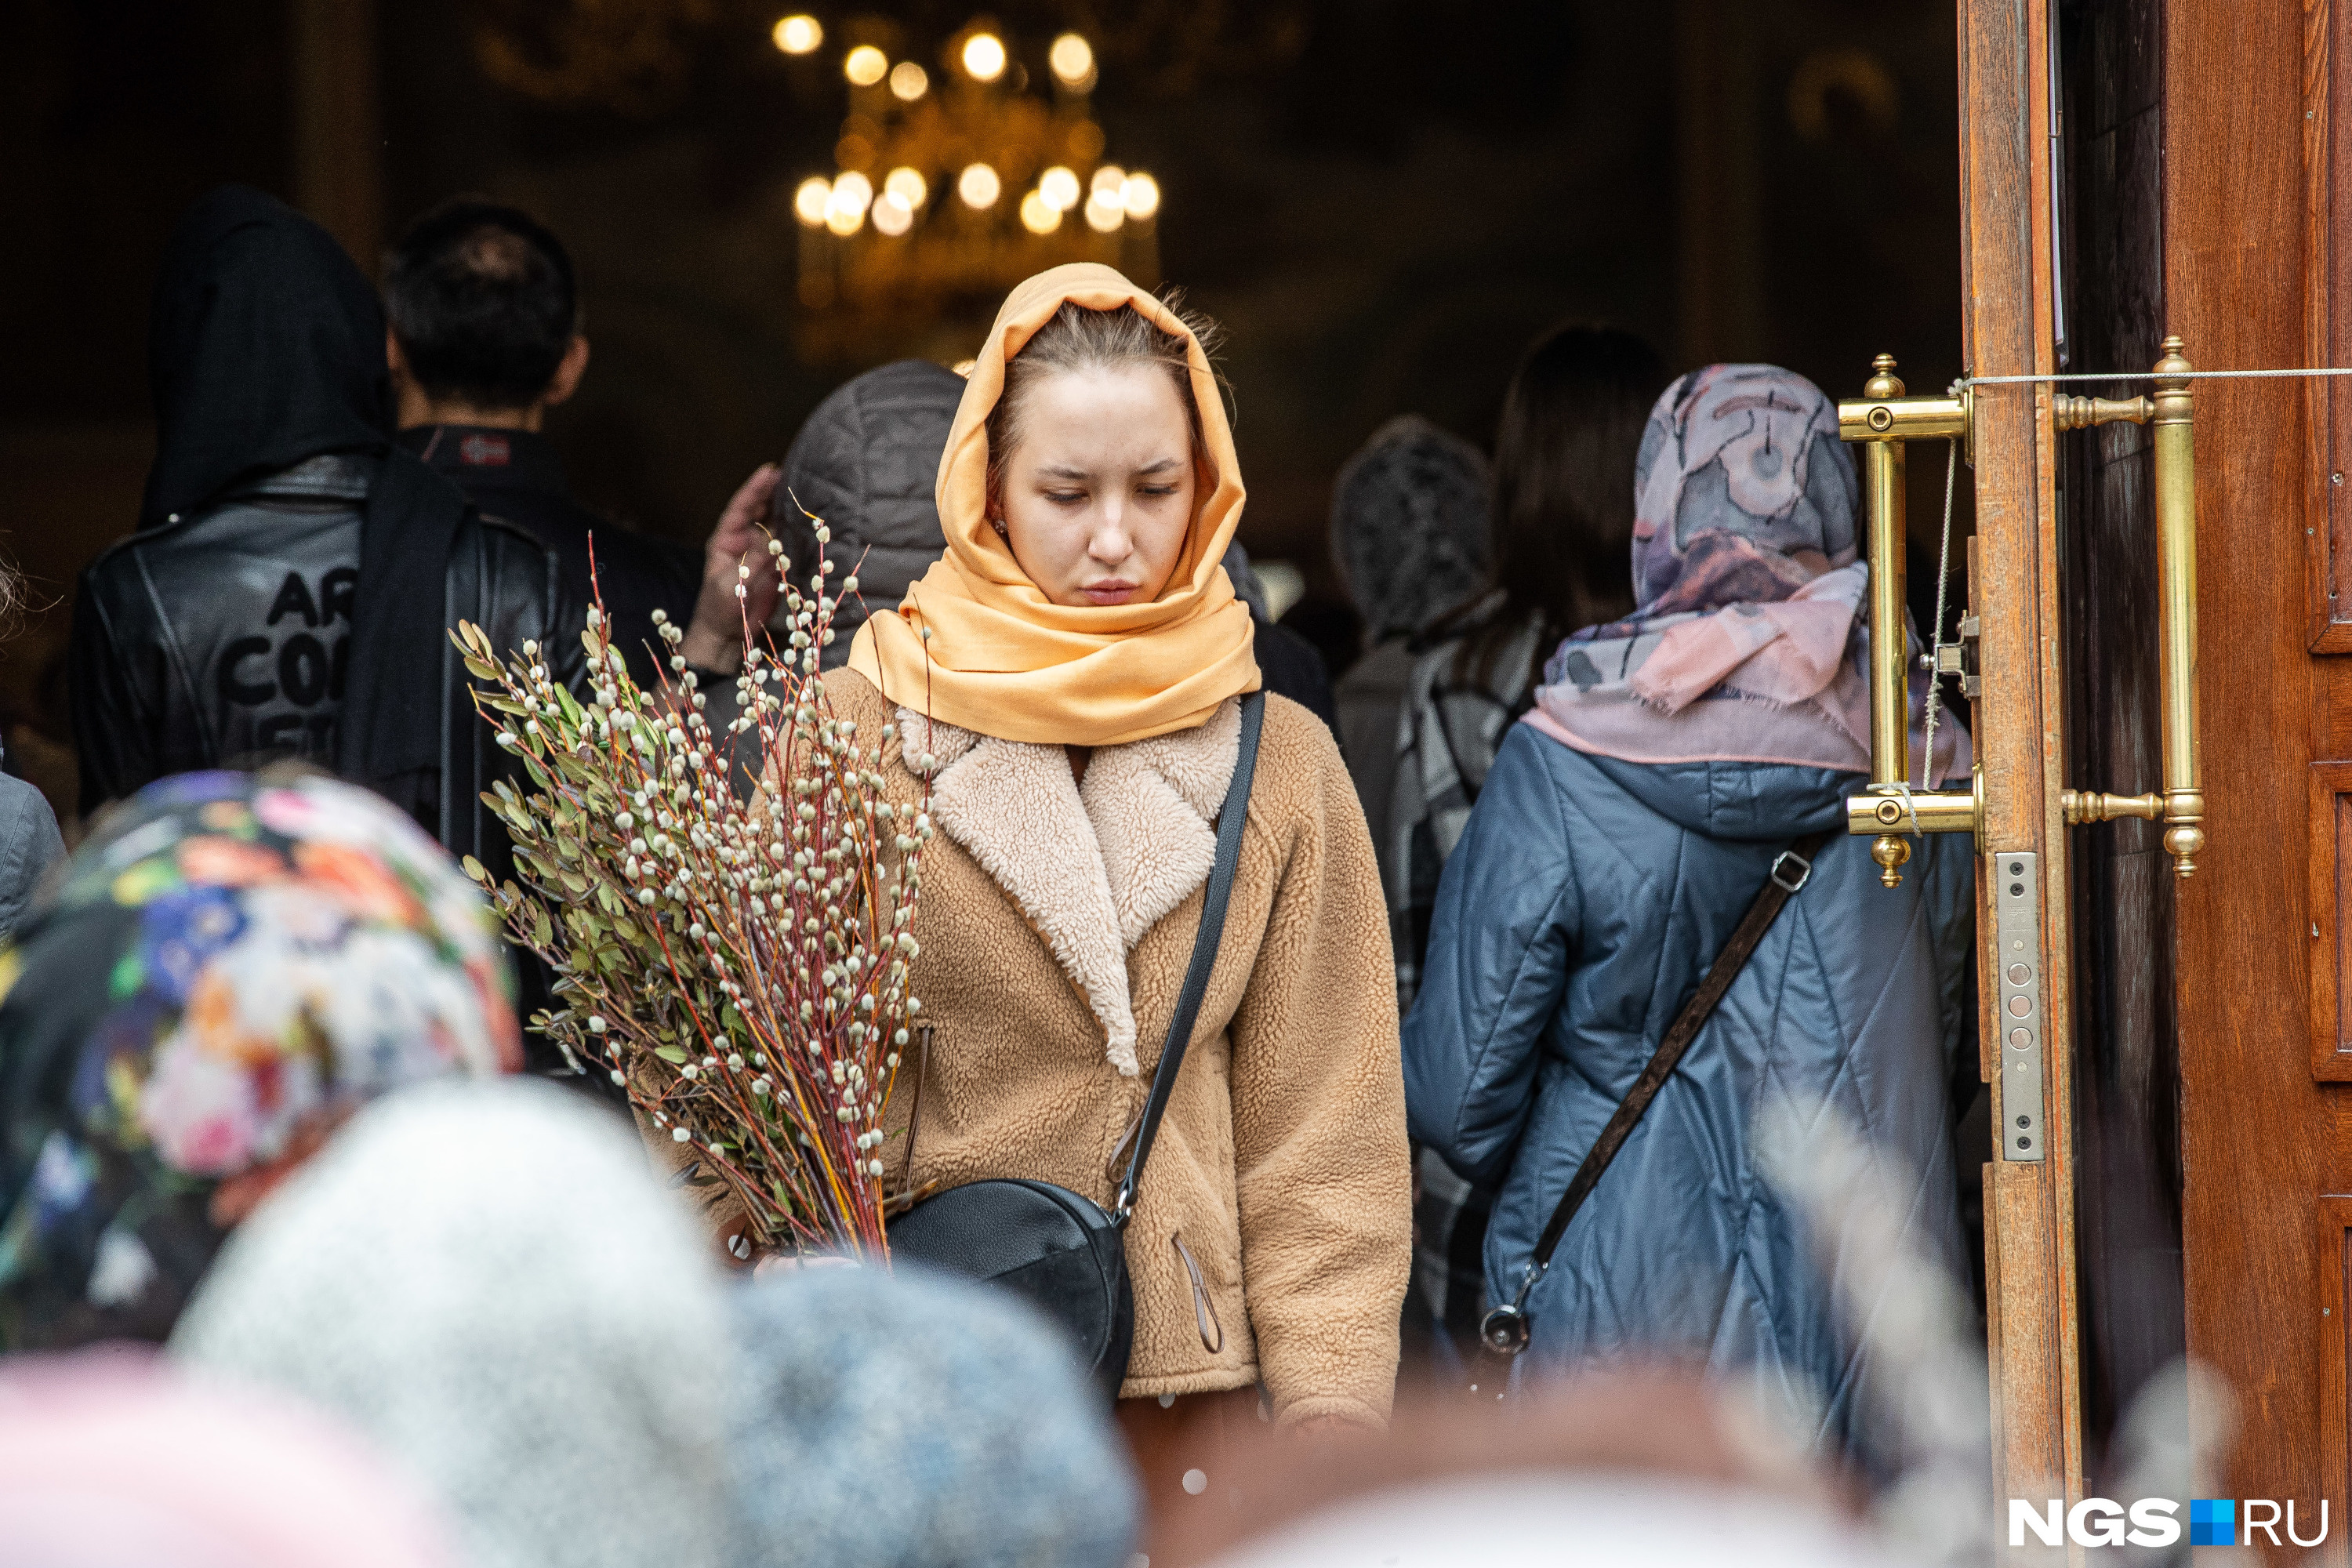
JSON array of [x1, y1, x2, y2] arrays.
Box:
[[0, 183, 1980, 1565]]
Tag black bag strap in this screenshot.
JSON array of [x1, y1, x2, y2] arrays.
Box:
[[1112, 691, 1266, 1223], [1479, 826, 1837, 1354]]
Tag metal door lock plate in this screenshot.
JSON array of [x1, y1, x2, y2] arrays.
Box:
[[1993, 850, 2045, 1163]]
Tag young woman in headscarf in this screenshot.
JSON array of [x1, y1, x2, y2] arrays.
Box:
[[828, 265, 1409, 1521], [1401, 365, 1973, 1459], [0, 769, 519, 1351]]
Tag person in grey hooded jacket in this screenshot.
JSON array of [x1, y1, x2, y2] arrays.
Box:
[[1402, 365, 1973, 1458]]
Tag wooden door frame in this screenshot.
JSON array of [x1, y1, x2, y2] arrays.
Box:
[[1959, 0, 2087, 1514]]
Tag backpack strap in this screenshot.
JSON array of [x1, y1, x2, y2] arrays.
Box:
[[1479, 826, 1838, 1353]]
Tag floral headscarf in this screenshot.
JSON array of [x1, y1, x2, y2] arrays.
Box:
[[0, 770, 517, 1350], [1525, 365, 1969, 782]]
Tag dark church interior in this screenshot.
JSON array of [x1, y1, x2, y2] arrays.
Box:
[[2, 0, 1966, 840]]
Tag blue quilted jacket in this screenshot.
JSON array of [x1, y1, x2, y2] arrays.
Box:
[[1401, 721, 1971, 1454]]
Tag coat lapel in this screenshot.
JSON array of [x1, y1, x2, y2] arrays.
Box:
[[898, 699, 1241, 1076], [1084, 698, 1240, 947]]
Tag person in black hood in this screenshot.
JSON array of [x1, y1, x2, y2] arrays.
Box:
[[383, 198, 749, 688], [69, 185, 577, 876]]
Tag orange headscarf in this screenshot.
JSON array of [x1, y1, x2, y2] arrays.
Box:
[[844, 263, 1260, 745]]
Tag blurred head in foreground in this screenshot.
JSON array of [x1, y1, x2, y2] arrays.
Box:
[[0, 1351, 459, 1568], [0, 769, 517, 1351], [1153, 1370, 1901, 1568], [170, 1080, 731, 1568], [724, 1261, 1140, 1568]]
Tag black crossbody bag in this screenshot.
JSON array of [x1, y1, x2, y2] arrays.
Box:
[[1473, 826, 1836, 1372], [888, 691, 1266, 1391]]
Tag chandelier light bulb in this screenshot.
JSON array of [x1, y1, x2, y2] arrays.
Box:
[[1120, 172, 1161, 221], [871, 192, 915, 236], [793, 176, 833, 227], [827, 170, 874, 235], [1091, 164, 1126, 198], [772, 15, 822, 55], [844, 45, 888, 86], [884, 167, 927, 209], [962, 32, 1007, 82], [1018, 189, 1062, 234], [957, 162, 1002, 209], [888, 60, 929, 100], [1048, 34, 1096, 90], [1037, 165, 1081, 212], [1083, 193, 1123, 233]]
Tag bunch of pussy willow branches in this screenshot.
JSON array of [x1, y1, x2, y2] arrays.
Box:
[[453, 524, 931, 1259]]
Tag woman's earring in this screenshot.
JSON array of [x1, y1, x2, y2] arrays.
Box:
[[989, 517, 1008, 539]]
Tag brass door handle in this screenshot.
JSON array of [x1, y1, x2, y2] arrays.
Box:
[[1836, 339, 2209, 885], [2039, 340, 2205, 877], [2060, 790, 2162, 824], [1838, 356, 1980, 887], [2149, 339, 2206, 876]]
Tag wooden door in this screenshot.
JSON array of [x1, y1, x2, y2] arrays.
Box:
[[1979, 0, 2352, 1550], [2166, 0, 2352, 1545]]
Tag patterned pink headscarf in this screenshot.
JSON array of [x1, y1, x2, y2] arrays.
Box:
[[1525, 364, 1969, 782]]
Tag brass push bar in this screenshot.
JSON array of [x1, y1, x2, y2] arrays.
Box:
[[1838, 357, 1980, 887], [2150, 339, 2206, 876], [1835, 339, 2205, 886]]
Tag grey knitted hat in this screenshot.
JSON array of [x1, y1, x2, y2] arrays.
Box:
[[724, 1262, 1139, 1568], [1330, 415, 1492, 641], [171, 1082, 735, 1568]]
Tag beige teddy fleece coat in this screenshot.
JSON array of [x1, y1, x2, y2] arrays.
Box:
[[826, 666, 1410, 1428]]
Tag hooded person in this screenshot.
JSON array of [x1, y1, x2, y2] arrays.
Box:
[[1400, 365, 1973, 1457], [765, 358, 971, 669], [69, 185, 579, 871], [1326, 416, 1491, 886], [786, 264, 1406, 1526], [674, 360, 972, 798], [0, 769, 520, 1352], [0, 1352, 463, 1568], [171, 1079, 734, 1568], [724, 1263, 1139, 1568]]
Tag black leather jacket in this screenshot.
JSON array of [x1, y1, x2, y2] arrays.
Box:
[[71, 452, 577, 868]]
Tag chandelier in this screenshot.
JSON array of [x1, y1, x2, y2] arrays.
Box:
[[774, 14, 1163, 325]]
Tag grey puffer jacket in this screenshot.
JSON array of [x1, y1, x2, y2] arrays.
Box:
[[1401, 721, 1970, 1457], [771, 360, 966, 667]]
